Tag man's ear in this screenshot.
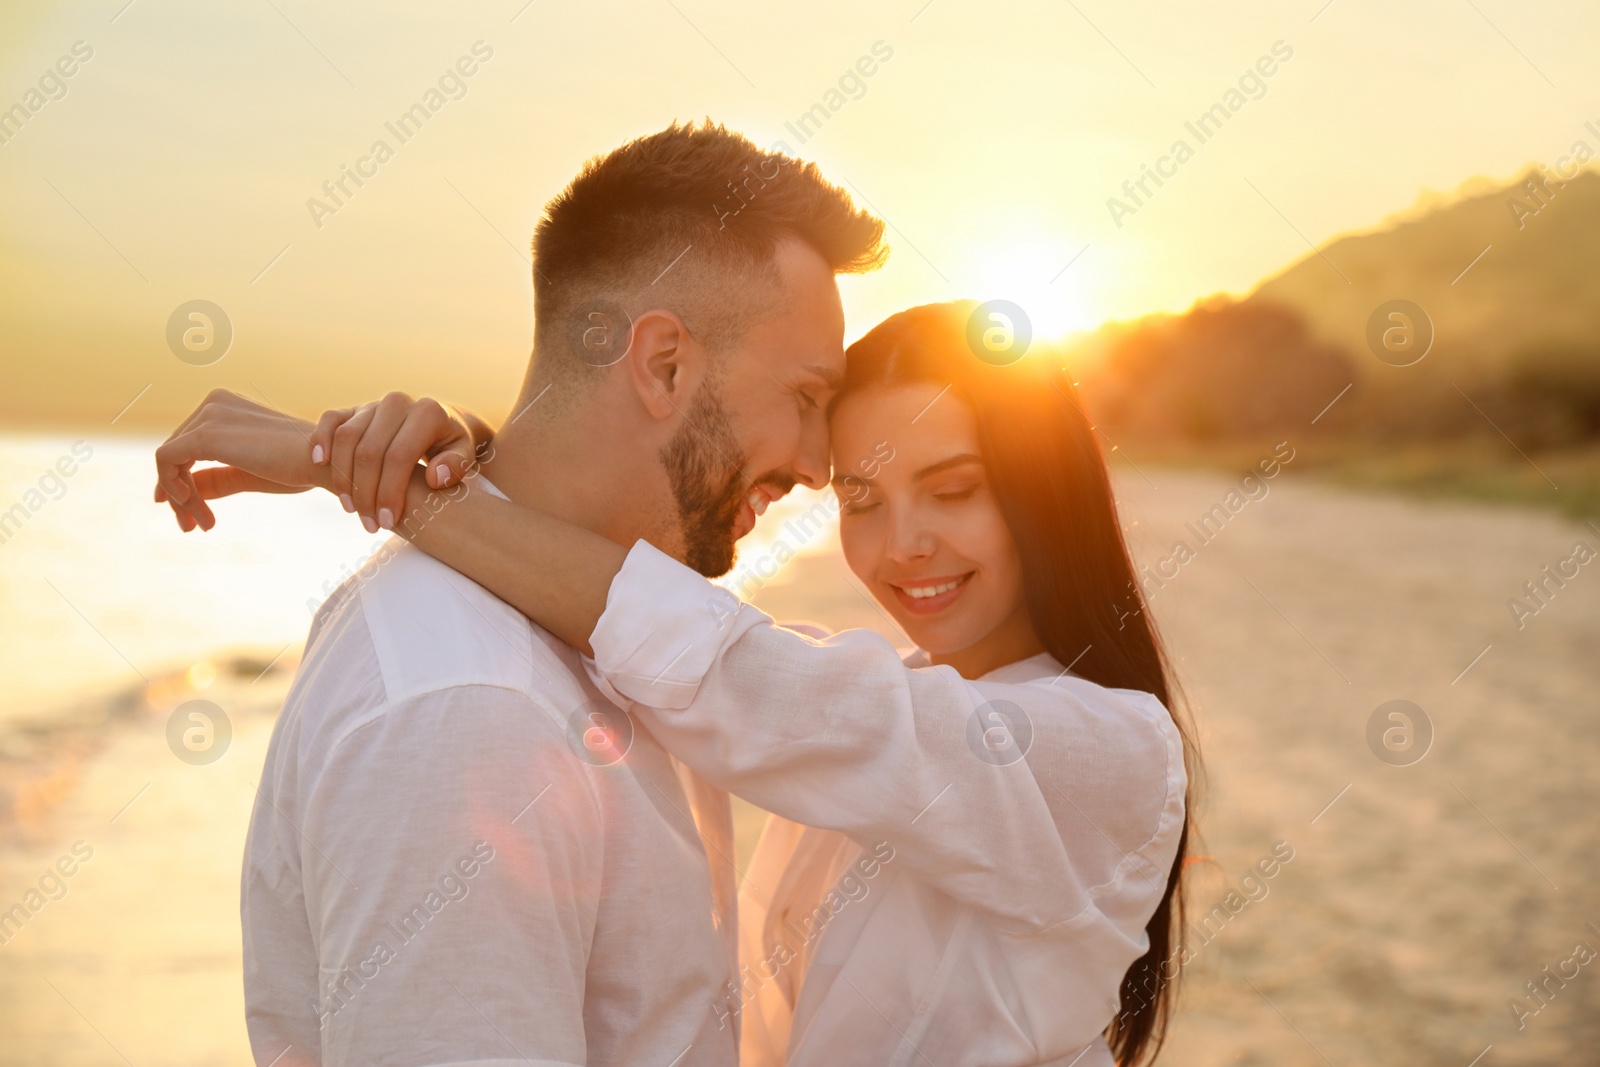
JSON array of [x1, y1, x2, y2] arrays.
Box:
[[626, 309, 703, 421]]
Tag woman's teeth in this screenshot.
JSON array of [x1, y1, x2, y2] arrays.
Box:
[[900, 577, 966, 599], [746, 488, 769, 517]]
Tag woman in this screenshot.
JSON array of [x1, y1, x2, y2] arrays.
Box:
[[167, 301, 1196, 1066]]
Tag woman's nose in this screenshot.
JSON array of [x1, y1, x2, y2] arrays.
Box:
[[884, 509, 936, 561]]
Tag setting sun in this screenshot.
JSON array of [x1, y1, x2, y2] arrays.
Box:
[[961, 234, 1097, 341]]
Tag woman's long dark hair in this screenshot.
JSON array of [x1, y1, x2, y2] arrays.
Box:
[[841, 301, 1200, 1066]]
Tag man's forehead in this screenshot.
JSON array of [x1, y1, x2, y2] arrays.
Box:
[[770, 238, 846, 322]]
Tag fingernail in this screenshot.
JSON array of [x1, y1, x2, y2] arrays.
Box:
[[312, 444, 326, 464], [340, 494, 354, 513], [434, 464, 449, 486], [378, 508, 394, 531], [361, 514, 378, 534]]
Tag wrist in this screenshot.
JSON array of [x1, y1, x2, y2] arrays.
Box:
[[311, 459, 338, 494], [389, 466, 437, 541]]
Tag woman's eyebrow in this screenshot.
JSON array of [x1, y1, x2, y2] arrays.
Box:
[[912, 454, 983, 480], [830, 453, 983, 491]]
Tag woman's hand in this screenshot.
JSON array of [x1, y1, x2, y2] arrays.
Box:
[[308, 393, 492, 533], [154, 389, 330, 532], [152, 389, 490, 534]]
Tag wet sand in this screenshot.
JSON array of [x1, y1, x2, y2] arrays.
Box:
[[3, 470, 1597, 1065], [0, 662, 290, 1066]]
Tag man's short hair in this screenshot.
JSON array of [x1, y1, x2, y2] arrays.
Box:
[[531, 121, 886, 378]]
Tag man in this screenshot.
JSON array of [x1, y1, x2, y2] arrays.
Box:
[[156, 121, 885, 1066]]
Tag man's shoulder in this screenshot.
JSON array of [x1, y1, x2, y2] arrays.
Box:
[[303, 538, 579, 712]]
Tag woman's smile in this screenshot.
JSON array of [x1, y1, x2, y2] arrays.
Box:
[[886, 572, 974, 614]]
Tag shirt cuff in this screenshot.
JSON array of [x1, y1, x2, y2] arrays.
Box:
[[586, 539, 747, 711]]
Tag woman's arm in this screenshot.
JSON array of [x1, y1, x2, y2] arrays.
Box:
[[581, 539, 1188, 935]]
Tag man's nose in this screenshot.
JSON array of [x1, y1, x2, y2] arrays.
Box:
[[791, 412, 831, 491]]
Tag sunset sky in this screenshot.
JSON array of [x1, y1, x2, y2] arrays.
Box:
[[3, 0, 1598, 425]]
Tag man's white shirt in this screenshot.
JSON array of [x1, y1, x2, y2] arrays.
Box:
[[242, 482, 738, 1067]]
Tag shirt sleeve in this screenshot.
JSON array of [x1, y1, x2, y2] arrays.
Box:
[[296, 685, 601, 1067], [588, 540, 1186, 936]]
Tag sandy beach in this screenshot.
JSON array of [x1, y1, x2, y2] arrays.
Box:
[[2, 469, 1596, 1065]]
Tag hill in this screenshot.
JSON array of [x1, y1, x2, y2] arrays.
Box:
[[1252, 168, 1600, 384], [1069, 167, 1600, 452]]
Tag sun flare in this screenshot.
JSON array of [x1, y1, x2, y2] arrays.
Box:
[[962, 235, 1097, 342]]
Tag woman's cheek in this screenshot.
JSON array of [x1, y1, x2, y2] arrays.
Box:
[[951, 497, 1021, 587], [838, 515, 876, 578], [943, 498, 1000, 561], [980, 510, 1027, 602]]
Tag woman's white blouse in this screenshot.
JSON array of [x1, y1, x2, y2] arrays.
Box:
[[587, 541, 1188, 1067]]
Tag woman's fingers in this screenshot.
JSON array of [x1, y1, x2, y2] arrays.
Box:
[[159, 468, 283, 531], [154, 425, 202, 506], [310, 407, 356, 470], [348, 393, 413, 531], [176, 507, 196, 533], [374, 399, 477, 527], [328, 404, 377, 518], [426, 449, 474, 489], [165, 498, 197, 533], [168, 482, 215, 531], [311, 393, 475, 533], [375, 402, 444, 529], [153, 428, 217, 530]]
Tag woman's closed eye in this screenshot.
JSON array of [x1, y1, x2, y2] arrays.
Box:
[[839, 480, 879, 514], [931, 483, 980, 503]]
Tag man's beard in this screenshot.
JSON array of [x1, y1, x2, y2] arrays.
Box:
[[659, 378, 751, 578]]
